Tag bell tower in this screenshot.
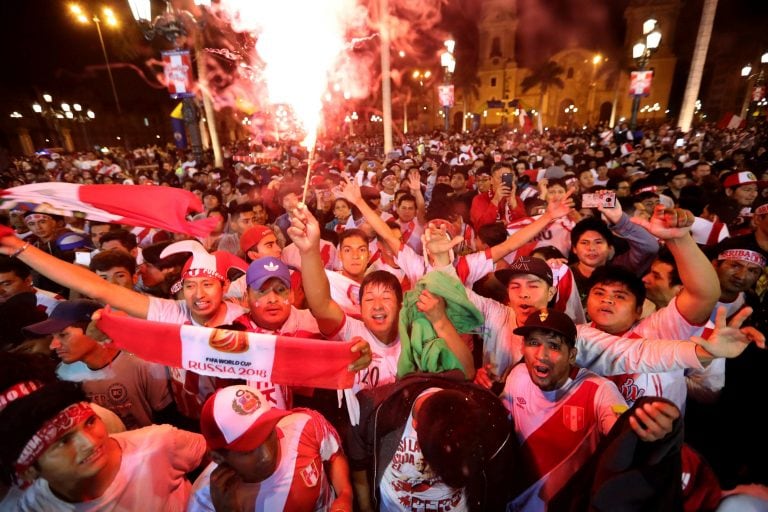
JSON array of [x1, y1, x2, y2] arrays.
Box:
[[475, 0, 519, 122]]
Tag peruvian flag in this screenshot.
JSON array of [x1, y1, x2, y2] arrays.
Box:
[[0, 183, 218, 237], [96, 308, 356, 389], [716, 113, 745, 130], [162, 50, 195, 98], [519, 106, 533, 134]]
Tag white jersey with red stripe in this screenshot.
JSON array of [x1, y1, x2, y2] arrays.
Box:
[[328, 314, 400, 393], [599, 296, 707, 409], [234, 307, 322, 409], [379, 390, 468, 512], [34, 287, 64, 314], [397, 219, 425, 255], [455, 248, 495, 289], [146, 298, 247, 419], [502, 366, 626, 512], [460, 275, 706, 387], [325, 270, 363, 318], [189, 410, 341, 512], [506, 216, 574, 259]]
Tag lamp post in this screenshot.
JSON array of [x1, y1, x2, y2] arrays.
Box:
[[127, 0, 223, 167], [407, 70, 431, 134], [739, 51, 768, 123], [440, 39, 456, 133], [69, 4, 126, 149], [32, 94, 67, 149], [564, 103, 578, 129], [629, 19, 662, 130]]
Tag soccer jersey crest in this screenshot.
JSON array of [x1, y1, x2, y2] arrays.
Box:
[[300, 459, 320, 487], [562, 405, 585, 432]]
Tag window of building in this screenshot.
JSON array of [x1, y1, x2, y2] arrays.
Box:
[[567, 67, 574, 79], [491, 77, 497, 87], [490, 37, 502, 59]]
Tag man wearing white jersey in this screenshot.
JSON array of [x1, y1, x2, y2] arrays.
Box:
[[289, 203, 476, 395], [189, 386, 353, 512], [502, 309, 680, 511]]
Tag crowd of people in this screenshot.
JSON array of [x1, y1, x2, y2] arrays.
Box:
[[1, 119, 768, 511]]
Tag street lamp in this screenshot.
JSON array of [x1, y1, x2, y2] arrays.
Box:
[[739, 50, 768, 122], [629, 18, 662, 129], [69, 4, 122, 118], [127, 0, 223, 167], [564, 104, 578, 128], [440, 39, 456, 132]]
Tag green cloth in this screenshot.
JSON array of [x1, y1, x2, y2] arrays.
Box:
[[397, 270, 484, 378]]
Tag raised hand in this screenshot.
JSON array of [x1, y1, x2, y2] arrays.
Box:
[[415, 289, 447, 324], [407, 170, 421, 193], [422, 223, 463, 260], [693, 306, 766, 359], [339, 176, 363, 205], [631, 204, 695, 240], [545, 187, 576, 219], [286, 204, 321, 253]]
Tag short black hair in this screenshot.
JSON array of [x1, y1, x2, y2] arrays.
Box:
[[0, 255, 31, 279], [571, 217, 614, 249], [230, 203, 256, 219], [653, 247, 682, 287], [587, 265, 646, 308], [89, 249, 137, 275], [0, 381, 86, 485], [477, 222, 508, 247], [396, 193, 417, 207], [359, 270, 403, 306], [338, 228, 369, 248], [99, 229, 138, 251]]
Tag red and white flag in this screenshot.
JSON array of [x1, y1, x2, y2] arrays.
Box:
[[96, 308, 356, 390], [0, 183, 218, 237], [518, 107, 533, 134]]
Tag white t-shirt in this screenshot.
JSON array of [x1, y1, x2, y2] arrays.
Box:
[[19, 425, 206, 512], [379, 391, 468, 512], [329, 315, 400, 393]]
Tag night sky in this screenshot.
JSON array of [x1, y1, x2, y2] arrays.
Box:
[[0, 0, 766, 122]]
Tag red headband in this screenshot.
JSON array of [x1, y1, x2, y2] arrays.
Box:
[[14, 402, 94, 477], [0, 381, 42, 413], [718, 249, 767, 267]]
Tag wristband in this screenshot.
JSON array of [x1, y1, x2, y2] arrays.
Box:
[[10, 242, 29, 259]]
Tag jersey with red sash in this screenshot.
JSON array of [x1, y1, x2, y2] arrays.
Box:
[[147, 298, 246, 419], [189, 409, 341, 511], [502, 365, 626, 511], [233, 307, 322, 409]]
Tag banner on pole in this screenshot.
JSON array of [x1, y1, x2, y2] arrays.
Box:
[[629, 70, 654, 96], [752, 86, 766, 102], [162, 50, 195, 99], [438, 85, 455, 108]]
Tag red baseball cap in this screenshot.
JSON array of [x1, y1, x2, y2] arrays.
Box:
[[239, 225, 275, 254], [200, 386, 290, 452]]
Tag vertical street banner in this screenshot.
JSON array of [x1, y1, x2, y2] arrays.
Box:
[[438, 85, 455, 107], [752, 85, 766, 102], [162, 50, 195, 99], [629, 70, 654, 96], [170, 102, 187, 150]]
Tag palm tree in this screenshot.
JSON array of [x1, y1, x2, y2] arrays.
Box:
[[521, 60, 565, 131]]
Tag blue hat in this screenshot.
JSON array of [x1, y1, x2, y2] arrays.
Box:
[[23, 299, 102, 336], [246, 257, 291, 290]]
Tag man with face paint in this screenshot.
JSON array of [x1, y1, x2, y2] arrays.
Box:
[[232, 256, 371, 409]]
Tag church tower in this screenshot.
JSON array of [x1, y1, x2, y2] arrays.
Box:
[[474, 0, 519, 121]]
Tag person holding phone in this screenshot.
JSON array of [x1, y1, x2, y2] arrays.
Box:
[[469, 163, 526, 231]]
